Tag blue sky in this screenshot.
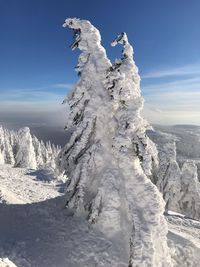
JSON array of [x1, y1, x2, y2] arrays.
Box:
[[1, 0, 200, 125]]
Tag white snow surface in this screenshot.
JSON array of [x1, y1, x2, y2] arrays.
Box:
[[0, 258, 17, 267], [0, 164, 127, 267], [1, 164, 200, 266], [0, 165, 61, 204]]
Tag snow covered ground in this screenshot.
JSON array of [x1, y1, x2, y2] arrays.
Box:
[[0, 164, 200, 266], [167, 213, 200, 266], [0, 165, 127, 267], [0, 165, 62, 204]]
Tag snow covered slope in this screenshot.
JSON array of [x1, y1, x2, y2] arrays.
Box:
[[0, 165, 126, 267], [166, 212, 200, 267], [0, 165, 62, 204], [1, 164, 200, 266]]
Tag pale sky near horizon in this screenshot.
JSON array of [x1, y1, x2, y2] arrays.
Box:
[[1, 0, 200, 126]]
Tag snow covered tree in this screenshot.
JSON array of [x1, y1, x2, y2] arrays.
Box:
[[15, 127, 37, 169], [107, 32, 159, 178], [151, 132, 200, 220], [0, 127, 15, 165], [60, 18, 172, 266], [105, 32, 171, 267], [0, 151, 4, 164], [3, 129, 15, 165], [32, 135, 44, 167], [0, 126, 60, 172], [0, 127, 5, 164], [58, 18, 112, 211], [156, 142, 181, 212], [179, 161, 200, 219]]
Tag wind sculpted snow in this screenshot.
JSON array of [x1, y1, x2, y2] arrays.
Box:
[[59, 18, 172, 266]]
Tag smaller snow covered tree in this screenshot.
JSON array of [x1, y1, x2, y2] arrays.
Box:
[[32, 136, 44, 167], [0, 126, 60, 171], [153, 135, 200, 220], [0, 150, 4, 164], [179, 161, 200, 219], [15, 127, 37, 169], [0, 127, 5, 164], [0, 127, 15, 165], [156, 142, 182, 212]]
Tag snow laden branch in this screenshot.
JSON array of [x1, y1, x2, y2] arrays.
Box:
[[60, 18, 172, 267]]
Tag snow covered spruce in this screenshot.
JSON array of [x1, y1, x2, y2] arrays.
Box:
[[151, 130, 200, 221], [59, 18, 172, 266], [156, 142, 182, 212], [0, 126, 60, 170]]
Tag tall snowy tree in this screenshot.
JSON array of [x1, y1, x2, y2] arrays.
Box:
[[59, 18, 112, 210], [60, 18, 172, 266], [104, 32, 171, 267], [107, 32, 159, 178]]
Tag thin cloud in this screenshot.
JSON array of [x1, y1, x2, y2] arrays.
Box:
[[141, 63, 200, 125], [143, 76, 200, 92], [0, 90, 63, 103], [53, 83, 73, 89], [142, 63, 200, 79], [144, 90, 200, 108], [0, 82, 73, 102], [144, 108, 200, 125]]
